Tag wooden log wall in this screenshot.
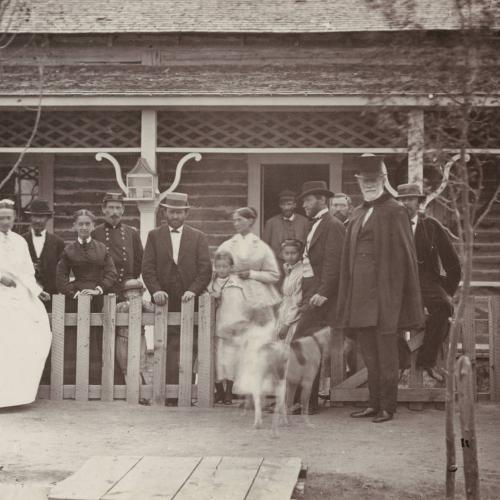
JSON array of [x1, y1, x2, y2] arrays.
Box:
[[53, 154, 140, 241]]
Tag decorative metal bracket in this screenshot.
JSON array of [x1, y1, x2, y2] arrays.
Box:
[[95, 152, 202, 203]]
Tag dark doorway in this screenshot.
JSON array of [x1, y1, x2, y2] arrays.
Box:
[[262, 163, 329, 227]]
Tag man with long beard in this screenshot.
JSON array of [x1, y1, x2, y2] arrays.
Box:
[[337, 156, 424, 423]]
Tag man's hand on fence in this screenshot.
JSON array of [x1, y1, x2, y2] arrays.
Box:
[[153, 291, 168, 306], [39, 291, 51, 302], [80, 288, 101, 296], [182, 291, 195, 302]]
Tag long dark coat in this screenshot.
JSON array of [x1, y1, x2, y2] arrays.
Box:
[[22, 230, 65, 295], [337, 194, 424, 335]]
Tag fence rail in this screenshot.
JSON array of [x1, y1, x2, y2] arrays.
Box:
[[37, 293, 215, 408], [37, 294, 500, 407]]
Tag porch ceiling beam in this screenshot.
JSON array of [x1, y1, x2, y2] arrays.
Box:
[[0, 95, 499, 108], [156, 147, 409, 154], [0, 148, 141, 153]]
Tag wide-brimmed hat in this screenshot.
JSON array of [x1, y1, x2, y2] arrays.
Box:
[[24, 198, 53, 216], [160, 192, 190, 209], [354, 155, 385, 178], [297, 181, 334, 200], [278, 189, 297, 202], [396, 183, 426, 200], [103, 192, 125, 204], [121, 278, 145, 292]]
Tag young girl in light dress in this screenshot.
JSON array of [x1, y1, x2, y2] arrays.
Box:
[[276, 239, 304, 345], [209, 251, 247, 405]]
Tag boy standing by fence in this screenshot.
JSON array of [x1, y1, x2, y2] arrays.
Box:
[[115, 279, 154, 388]]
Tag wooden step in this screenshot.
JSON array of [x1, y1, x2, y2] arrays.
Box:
[[49, 456, 304, 500]]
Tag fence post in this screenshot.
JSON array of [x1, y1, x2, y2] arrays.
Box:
[[197, 293, 215, 408], [153, 300, 169, 406], [463, 296, 477, 401], [75, 294, 91, 401], [178, 299, 195, 407], [126, 295, 142, 404], [409, 330, 424, 411], [50, 294, 66, 401], [490, 296, 500, 402], [456, 355, 480, 500], [101, 294, 117, 402], [330, 327, 344, 406]]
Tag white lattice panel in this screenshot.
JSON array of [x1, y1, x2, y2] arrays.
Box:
[[158, 111, 406, 148], [0, 111, 141, 148]]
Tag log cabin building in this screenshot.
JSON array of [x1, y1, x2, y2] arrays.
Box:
[[1, 0, 500, 282]]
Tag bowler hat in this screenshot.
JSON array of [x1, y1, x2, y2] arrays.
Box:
[[122, 278, 145, 292], [354, 155, 385, 178], [160, 192, 190, 209], [278, 190, 297, 201], [103, 192, 125, 204], [297, 181, 334, 200], [396, 183, 426, 199], [24, 198, 53, 216]]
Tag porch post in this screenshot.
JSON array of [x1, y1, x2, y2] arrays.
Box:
[[408, 109, 424, 186], [138, 110, 157, 244]]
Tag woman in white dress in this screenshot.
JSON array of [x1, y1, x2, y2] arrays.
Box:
[[0, 199, 52, 408], [217, 207, 281, 396]]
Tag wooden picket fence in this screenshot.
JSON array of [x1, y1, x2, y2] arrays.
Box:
[[329, 295, 500, 406], [37, 293, 216, 407]]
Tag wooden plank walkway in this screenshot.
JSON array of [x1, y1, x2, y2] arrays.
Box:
[[49, 456, 303, 500]]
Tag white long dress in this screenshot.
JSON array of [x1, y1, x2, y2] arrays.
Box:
[[0, 230, 52, 408]]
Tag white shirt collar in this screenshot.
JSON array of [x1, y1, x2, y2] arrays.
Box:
[[283, 214, 295, 222], [411, 214, 418, 233], [31, 228, 46, 238], [313, 208, 329, 220], [78, 237, 92, 245], [169, 225, 183, 234]]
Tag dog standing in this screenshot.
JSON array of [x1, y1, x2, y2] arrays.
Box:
[[286, 327, 331, 425]]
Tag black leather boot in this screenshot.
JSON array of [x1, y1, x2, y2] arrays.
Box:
[[224, 380, 234, 405], [214, 382, 225, 404]]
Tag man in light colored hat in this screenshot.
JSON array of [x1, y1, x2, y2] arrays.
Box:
[[142, 192, 212, 392], [262, 189, 309, 262], [397, 183, 461, 382], [337, 156, 424, 423], [92, 192, 143, 298], [22, 198, 65, 308], [291, 180, 345, 415]]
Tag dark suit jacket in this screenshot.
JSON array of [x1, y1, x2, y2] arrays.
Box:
[[304, 211, 345, 302], [142, 224, 212, 301], [415, 214, 461, 297], [22, 230, 65, 295]]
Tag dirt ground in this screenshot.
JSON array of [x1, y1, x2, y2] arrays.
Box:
[[0, 401, 499, 500]]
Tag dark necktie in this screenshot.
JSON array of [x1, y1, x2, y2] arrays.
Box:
[[171, 229, 180, 233]]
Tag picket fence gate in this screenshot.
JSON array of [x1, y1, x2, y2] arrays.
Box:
[[37, 293, 216, 408]]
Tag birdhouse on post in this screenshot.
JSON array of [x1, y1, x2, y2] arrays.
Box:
[[126, 158, 158, 201]]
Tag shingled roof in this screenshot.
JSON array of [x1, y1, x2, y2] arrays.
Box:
[[1, 0, 499, 34]]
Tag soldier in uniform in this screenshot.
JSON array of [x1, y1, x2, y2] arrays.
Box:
[[92, 192, 143, 299], [22, 198, 65, 310]]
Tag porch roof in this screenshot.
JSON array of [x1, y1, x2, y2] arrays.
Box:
[[1, 63, 499, 98], [1, 0, 499, 34]]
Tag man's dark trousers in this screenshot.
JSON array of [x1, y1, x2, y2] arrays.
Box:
[[417, 283, 453, 368], [356, 327, 399, 414]]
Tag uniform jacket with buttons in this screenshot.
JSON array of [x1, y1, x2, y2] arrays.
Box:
[[92, 222, 143, 290]]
